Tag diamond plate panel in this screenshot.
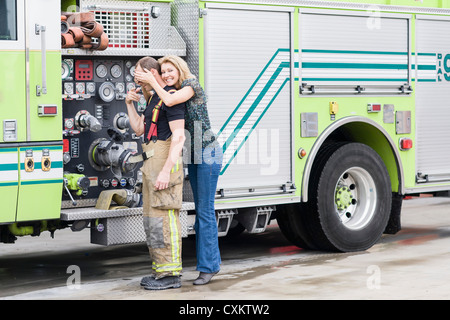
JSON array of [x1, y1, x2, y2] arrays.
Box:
[[90, 209, 190, 245], [172, 0, 200, 76], [64, 0, 185, 56]]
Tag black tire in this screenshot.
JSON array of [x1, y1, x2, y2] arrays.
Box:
[[277, 142, 348, 250], [306, 142, 392, 252], [225, 220, 246, 237], [277, 202, 318, 250]]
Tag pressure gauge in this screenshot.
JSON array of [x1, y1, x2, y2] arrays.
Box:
[[96, 64, 107, 78], [64, 118, 75, 130], [115, 82, 125, 93], [111, 64, 122, 78], [126, 82, 135, 92], [129, 66, 135, 77], [64, 82, 74, 95], [62, 61, 71, 80], [86, 82, 96, 95], [65, 59, 74, 71], [99, 82, 115, 102], [76, 82, 85, 94], [137, 94, 147, 112]]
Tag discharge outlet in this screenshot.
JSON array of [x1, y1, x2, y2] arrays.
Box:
[[88, 129, 138, 176]]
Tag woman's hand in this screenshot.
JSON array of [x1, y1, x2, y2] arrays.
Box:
[[134, 68, 158, 88]]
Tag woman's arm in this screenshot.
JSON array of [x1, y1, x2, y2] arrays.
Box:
[[155, 85, 194, 107], [134, 69, 195, 107]]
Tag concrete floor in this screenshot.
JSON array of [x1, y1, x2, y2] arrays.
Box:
[[1, 196, 450, 300]]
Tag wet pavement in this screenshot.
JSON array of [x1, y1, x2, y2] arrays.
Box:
[[1, 196, 450, 300]]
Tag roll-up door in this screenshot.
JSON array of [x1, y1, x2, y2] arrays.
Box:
[[299, 10, 411, 94], [203, 3, 293, 196], [415, 16, 450, 183]]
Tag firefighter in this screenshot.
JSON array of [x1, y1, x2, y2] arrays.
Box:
[[125, 56, 186, 290], [135, 56, 222, 285]]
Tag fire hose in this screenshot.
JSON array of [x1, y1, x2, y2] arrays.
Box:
[[61, 11, 109, 50]]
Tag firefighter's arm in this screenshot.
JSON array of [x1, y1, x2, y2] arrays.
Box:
[[154, 119, 185, 190], [125, 88, 145, 136]]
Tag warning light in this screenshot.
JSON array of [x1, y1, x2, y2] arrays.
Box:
[[367, 103, 381, 113], [298, 148, 307, 159], [399, 138, 413, 150], [38, 105, 58, 117]]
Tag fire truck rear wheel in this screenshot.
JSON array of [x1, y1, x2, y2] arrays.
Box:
[[306, 142, 392, 252]]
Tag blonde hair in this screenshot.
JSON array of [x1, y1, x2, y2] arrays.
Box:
[[158, 55, 195, 89]]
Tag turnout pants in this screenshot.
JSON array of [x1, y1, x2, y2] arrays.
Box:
[[141, 138, 183, 279]]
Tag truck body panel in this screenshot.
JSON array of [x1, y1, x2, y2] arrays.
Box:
[[2, 0, 450, 250]]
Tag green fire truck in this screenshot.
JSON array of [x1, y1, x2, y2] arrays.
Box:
[[1, 0, 449, 252]]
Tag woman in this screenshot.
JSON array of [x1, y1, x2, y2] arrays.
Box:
[[134, 55, 223, 285]]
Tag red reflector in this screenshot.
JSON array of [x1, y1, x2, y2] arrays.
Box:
[[367, 103, 382, 113], [44, 106, 57, 114], [399, 138, 413, 150], [63, 139, 69, 153], [38, 105, 58, 117]]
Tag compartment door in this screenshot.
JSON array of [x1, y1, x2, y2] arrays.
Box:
[[415, 16, 450, 183], [0, 0, 26, 143], [16, 145, 63, 222], [0, 0, 25, 223], [204, 4, 293, 196], [27, 0, 62, 142], [0, 147, 19, 223], [299, 10, 411, 94]]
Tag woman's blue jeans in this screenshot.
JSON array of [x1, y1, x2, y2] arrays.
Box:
[[188, 144, 223, 273]]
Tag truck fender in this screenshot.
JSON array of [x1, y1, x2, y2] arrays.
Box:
[[301, 116, 405, 202]]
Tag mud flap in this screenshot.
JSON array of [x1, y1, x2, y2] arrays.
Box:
[[384, 193, 403, 234]]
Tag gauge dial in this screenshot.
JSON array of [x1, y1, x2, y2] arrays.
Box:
[[99, 82, 115, 103], [116, 82, 125, 93], [62, 61, 70, 80], [111, 64, 122, 78], [96, 64, 107, 78], [86, 82, 96, 94], [64, 82, 74, 95], [64, 118, 74, 130], [126, 82, 135, 92], [76, 82, 85, 94]]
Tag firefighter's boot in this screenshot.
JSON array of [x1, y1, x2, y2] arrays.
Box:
[[140, 275, 155, 286], [143, 276, 181, 290]]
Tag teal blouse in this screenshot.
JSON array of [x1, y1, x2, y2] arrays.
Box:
[[181, 78, 218, 163]]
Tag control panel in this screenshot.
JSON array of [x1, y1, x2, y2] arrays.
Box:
[[61, 56, 146, 205]]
